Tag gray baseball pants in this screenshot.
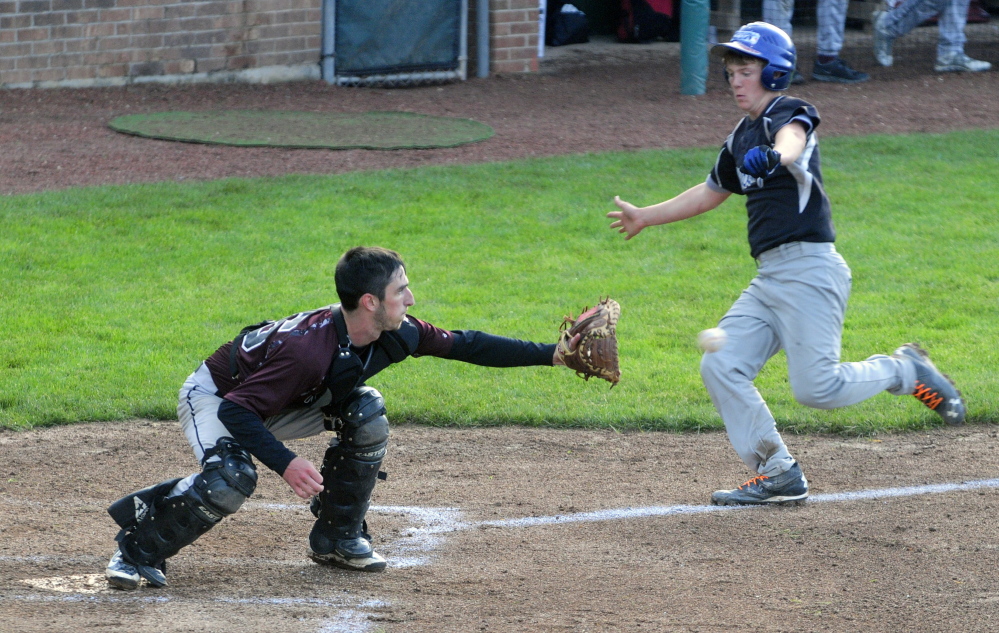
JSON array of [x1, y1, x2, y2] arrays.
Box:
[[169, 362, 330, 496], [700, 242, 916, 477]]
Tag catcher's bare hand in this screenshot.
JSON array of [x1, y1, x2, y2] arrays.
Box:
[[608, 196, 645, 240], [283, 456, 324, 499], [553, 333, 581, 365]]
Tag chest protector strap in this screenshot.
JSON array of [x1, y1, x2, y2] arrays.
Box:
[[323, 307, 364, 418]]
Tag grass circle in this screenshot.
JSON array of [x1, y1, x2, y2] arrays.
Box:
[[108, 110, 494, 150]]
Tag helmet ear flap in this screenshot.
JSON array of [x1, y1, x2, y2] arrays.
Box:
[[761, 66, 790, 91]]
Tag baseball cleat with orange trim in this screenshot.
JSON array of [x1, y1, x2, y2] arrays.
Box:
[[710, 462, 808, 506], [893, 343, 966, 425]]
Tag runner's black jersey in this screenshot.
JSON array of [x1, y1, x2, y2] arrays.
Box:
[[706, 95, 835, 259]]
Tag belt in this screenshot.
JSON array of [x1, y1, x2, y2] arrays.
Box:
[[755, 241, 835, 266]]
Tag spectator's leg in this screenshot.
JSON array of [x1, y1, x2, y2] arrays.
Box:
[[813, 0, 868, 82], [937, 0, 970, 59], [880, 0, 942, 39], [934, 0, 990, 70], [763, 0, 795, 35], [816, 0, 848, 57]]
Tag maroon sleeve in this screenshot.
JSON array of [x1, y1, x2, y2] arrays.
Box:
[[408, 317, 457, 357]]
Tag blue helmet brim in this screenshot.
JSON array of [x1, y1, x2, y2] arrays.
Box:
[[711, 41, 767, 62]]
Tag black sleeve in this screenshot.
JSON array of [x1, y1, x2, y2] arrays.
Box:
[[770, 98, 819, 137], [218, 399, 298, 476], [709, 143, 741, 194], [446, 330, 556, 367]]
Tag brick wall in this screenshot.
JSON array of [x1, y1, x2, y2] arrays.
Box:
[[0, 0, 540, 88], [0, 0, 322, 87], [488, 0, 539, 74]]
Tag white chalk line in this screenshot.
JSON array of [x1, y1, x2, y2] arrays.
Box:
[[5, 478, 998, 633], [428, 477, 999, 531]]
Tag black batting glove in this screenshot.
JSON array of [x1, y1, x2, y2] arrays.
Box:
[[743, 146, 782, 178]]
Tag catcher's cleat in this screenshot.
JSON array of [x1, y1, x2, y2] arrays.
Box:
[[893, 343, 966, 425], [711, 462, 808, 506], [308, 534, 387, 572], [105, 548, 140, 590]]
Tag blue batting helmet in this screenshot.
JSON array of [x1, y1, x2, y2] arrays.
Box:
[[712, 22, 797, 91]]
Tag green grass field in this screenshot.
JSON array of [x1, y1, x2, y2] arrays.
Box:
[[2, 129, 997, 434]]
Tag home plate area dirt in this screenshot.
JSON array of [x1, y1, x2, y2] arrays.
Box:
[[1, 421, 998, 632]]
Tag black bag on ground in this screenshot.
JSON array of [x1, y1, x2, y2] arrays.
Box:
[[547, 2, 590, 46], [617, 0, 680, 43]]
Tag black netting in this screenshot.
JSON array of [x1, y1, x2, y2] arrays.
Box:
[[335, 0, 462, 75]]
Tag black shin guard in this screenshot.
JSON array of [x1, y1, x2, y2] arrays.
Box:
[[313, 387, 389, 542], [111, 439, 257, 583], [314, 439, 387, 539]]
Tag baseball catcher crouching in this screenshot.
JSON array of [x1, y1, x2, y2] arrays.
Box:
[[104, 246, 618, 589], [308, 386, 389, 571]]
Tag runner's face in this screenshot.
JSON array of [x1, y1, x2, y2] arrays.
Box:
[[374, 267, 414, 331], [726, 61, 773, 118]]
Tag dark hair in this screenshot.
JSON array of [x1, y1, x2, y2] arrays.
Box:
[[335, 246, 406, 311], [722, 51, 766, 68]]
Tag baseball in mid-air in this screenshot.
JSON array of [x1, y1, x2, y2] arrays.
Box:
[[697, 327, 727, 353]]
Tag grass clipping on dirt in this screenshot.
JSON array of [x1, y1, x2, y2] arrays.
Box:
[[108, 110, 494, 150]]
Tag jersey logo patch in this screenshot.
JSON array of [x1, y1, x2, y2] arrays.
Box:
[[738, 169, 763, 191]]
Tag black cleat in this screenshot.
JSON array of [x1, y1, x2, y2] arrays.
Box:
[[309, 533, 387, 572]]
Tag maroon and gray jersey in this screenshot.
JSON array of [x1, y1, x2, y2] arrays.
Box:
[[203, 305, 554, 421]]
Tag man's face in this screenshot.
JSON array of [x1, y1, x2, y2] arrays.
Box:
[[374, 267, 414, 331], [726, 61, 770, 116]]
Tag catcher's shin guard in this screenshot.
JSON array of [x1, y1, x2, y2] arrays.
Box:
[[311, 387, 389, 543], [111, 439, 257, 586]]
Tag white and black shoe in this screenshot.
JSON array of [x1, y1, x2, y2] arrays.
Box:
[[872, 11, 894, 67], [934, 52, 991, 73], [309, 534, 387, 572], [105, 548, 140, 590]]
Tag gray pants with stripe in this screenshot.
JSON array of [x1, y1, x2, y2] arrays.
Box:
[[700, 242, 915, 477], [170, 362, 331, 497]]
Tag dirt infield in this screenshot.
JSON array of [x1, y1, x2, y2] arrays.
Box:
[[2, 421, 998, 632], [2, 51, 998, 632]]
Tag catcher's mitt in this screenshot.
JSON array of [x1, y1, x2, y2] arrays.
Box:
[[556, 297, 621, 387]]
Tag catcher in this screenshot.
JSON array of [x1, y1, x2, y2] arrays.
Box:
[[104, 246, 620, 590]]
